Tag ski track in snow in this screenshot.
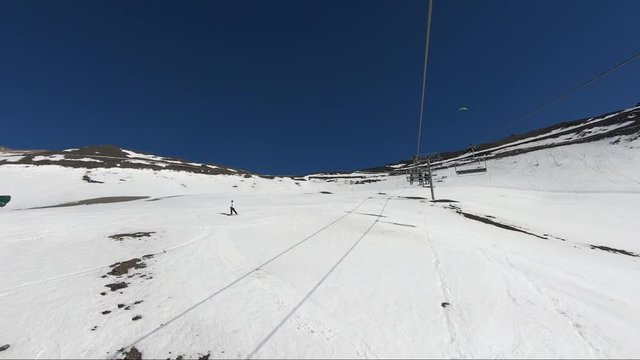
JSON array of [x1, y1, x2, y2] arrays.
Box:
[[113, 194, 383, 359], [0, 227, 213, 296], [2, 129, 640, 358], [220, 247, 376, 359], [477, 247, 575, 356], [493, 249, 620, 358], [208, 200, 386, 359], [421, 213, 466, 358], [455, 209, 602, 358], [246, 193, 399, 359], [422, 192, 640, 358]]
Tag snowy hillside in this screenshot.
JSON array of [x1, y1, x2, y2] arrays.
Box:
[[0, 145, 245, 176], [1, 108, 640, 359], [381, 105, 640, 174]]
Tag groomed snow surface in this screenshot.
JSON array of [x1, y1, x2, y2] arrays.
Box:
[[1, 137, 640, 359]]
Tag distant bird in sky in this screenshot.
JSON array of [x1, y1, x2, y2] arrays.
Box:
[[458, 106, 469, 112]]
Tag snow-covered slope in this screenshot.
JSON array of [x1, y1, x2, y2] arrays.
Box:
[[0, 145, 244, 176], [1, 108, 640, 359], [382, 105, 640, 174]]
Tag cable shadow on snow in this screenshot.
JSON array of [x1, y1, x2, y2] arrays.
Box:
[[246, 195, 395, 359], [113, 196, 376, 358]]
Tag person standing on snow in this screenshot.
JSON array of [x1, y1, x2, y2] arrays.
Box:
[[230, 200, 238, 215]]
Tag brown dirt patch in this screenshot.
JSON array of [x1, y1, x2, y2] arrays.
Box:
[[121, 347, 142, 360], [109, 232, 155, 241], [31, 196, 149, 209], [105, 282, 128, 291], [108, 259, 147, 276], [82, 174, 104, 183]]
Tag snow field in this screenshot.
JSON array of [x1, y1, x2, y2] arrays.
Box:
[[1, 136, 640, 358]]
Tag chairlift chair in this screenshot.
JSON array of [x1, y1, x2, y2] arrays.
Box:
[[454, 157, 487, 175], [406, 167, 431, 187], [454, 146, 487, 175]]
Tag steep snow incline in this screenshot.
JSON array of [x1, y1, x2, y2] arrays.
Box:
[[382, 105, 640, 174], [438, 133, 640, 193], [1, 131, 640, 358]]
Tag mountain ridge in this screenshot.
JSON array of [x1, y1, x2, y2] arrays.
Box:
[[3, 105, 639, 176], [366, 105, 640, 173], [0, 144, 248, 176]]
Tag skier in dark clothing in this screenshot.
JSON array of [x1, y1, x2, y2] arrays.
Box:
[[230, 200, 238, 215]]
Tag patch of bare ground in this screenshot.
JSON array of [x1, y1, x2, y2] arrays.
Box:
[[351, 178, 383, 184], [31, 196, 149, 209], [108, 258, 147, 276], [109, 232, 155, 241], [452, 207, 547, 240], [82, 174, 104, 183], [102, 255, 155, 294], [120, 347, 141, 360], [105, 282, 128, 292], [590, 245, 639, 257]]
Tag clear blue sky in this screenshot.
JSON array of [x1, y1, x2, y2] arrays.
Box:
[[1, 1, 639, 175]]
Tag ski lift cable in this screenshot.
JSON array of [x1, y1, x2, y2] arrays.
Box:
[[247, 193, 398, 358], [415, 0, 434, 160], [463, 49, 640, 153], [112, 195, 377, 358], [502, 49, 640, 132], [412, 18, 640, 168]]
